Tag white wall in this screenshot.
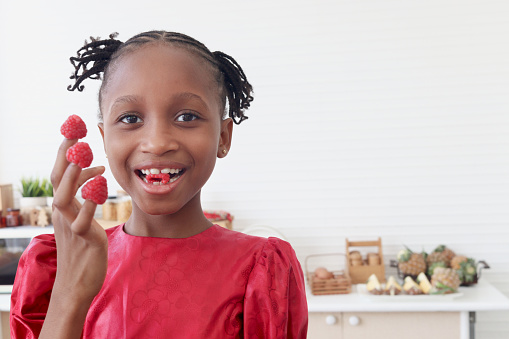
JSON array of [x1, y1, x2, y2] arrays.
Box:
[[1, 1, 508, 337]]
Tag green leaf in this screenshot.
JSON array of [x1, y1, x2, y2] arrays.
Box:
[[41, 178, 53, 197], [19, 176, 47, 197], [431, 281, 456, 294]]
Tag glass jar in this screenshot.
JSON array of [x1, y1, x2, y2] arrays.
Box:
[[116, 196, 132, 223], [6, 208, 22, 227]]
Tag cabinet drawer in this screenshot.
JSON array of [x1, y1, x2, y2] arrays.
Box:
[[342, 312, 460, 339], [308, 312, 342, 339]]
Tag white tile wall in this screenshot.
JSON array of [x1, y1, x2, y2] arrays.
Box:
[[1, 1, 508, 337]]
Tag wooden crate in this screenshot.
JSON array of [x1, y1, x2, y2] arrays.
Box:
[[0, 184, 14, 217], [306, 253, 352, 295], [346, 238, 386, 284]]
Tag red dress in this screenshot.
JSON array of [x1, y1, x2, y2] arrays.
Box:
[[10, 225, 308, 338]]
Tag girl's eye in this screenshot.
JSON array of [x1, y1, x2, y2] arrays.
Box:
[[176, 112, 199, 122], [120, 114, 142, 124]]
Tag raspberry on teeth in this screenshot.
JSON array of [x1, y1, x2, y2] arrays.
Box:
[[146, 173, 170, 184], [61, 114, 87, 139], [82, 175, 108, 204], [66, 142, 93, 168], [138, 167, 184, 185]]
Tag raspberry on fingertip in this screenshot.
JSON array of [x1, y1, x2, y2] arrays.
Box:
[[66, 142, 93, 168], [82, 176, 108, 205], [61, 114, 87, 139]]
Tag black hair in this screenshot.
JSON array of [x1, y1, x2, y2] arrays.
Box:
[[68, 31, 253, 124]]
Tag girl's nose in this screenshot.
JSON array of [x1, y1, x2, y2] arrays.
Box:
[[140, 122, 179, 156]]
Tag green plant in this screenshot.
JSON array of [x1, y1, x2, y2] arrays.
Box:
[[41, 178, 53, 197], [20, 177, 51, 197]]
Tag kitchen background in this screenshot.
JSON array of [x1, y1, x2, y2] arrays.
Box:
[[0, 0, 508, 337]]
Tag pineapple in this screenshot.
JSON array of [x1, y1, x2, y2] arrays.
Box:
[[457, 258, 477, 284], [403, 276, 423, 295], [431, 267, 461, 294], [366, 274, 383, 295], [427, 261, 447, 276], [397, 247, 427, 277], [451, 255, 468, 270], [417, 272, 432, 294], [384, 276, 402, 295], [427, 245, 456, 267]]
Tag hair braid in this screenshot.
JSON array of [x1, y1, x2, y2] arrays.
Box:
[[68, 30, 253, 124], [213, 51, 253, 124], [67, 33, 122, 92]]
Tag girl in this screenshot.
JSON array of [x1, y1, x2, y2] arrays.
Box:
[[10, 31, 308, 338]]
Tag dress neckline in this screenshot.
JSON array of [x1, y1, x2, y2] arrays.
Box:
[[117, 223, 220, 240]]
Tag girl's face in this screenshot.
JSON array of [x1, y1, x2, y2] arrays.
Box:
[[99, 44, 232, 216]]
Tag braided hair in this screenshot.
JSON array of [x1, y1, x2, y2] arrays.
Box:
[[68, 31, 253, 124]]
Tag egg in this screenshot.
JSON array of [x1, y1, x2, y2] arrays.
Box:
[[349, 251, 362, 260], [314, 267, 333, 280]]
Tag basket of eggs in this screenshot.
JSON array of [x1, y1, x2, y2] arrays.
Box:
[[305, 253, 352, 295]]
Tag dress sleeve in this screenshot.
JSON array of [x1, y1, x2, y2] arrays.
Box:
[[243, 237, 308, 338], [10, 234, 57, 339]]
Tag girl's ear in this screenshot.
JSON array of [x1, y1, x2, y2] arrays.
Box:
[[98, 123, 107, 153], [217, 118, 233, 158]]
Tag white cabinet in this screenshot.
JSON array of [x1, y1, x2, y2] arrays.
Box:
[[309, 312, 460, 339], [0, 312, 9, 339], [306, 280, 509, 339], [342, 312, 460, 338], [308, 312, 343, 338]]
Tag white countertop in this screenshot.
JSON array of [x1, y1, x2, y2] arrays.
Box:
[[0, 225, 54, 238], [1, 227, 508, 314], [307, 280, 509, 313], [1, 280, 508, 314]]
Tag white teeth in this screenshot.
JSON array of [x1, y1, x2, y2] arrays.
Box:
[[140, 167, 184, 185], [141, 168, 181, 174]]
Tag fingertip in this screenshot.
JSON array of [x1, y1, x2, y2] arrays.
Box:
[[60, 138, 78, 149], [82, 199, 98, 211], [68, 162, 83, 174], [88, 166, 106, 175], [64, 137, 79, 142]]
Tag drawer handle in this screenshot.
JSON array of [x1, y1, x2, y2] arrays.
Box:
[[325, 315, 337, 325], [349, 316, 360, 326]]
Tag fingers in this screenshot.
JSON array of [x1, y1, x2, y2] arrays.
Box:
[[53, 163, 82, 220], [79, 167, 106, 187], [53, 158, 104, 211], [71, 200, 97, 235], [52, 166, 105, 243], [51, 138, 78, 190], [52, 137, 105, 195]]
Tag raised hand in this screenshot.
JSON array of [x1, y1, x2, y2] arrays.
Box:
[[39, 117, 109, 339]]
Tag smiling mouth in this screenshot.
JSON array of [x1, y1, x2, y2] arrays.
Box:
[[136, 168, 185, 185]]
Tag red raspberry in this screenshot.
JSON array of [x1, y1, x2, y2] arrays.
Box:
[[61, 114, 87, 139], [81, 176, 108, 205], [146, 173, 170, 184], [66, 142, 93, 168]]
